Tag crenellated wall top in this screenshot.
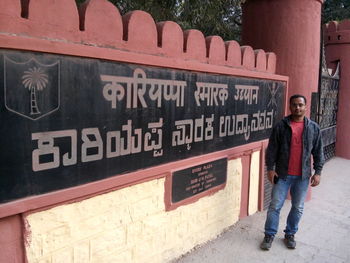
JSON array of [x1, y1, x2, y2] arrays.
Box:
[[324, 19, 350, 45], [0, 0, 279, 74]]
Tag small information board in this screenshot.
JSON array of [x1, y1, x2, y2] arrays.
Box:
[[171, 158, 227, 203]]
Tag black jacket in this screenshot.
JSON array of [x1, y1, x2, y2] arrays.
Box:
[[265, 115, 325, 180]]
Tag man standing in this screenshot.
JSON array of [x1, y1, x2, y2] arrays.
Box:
[[260, 94, 324, 250]]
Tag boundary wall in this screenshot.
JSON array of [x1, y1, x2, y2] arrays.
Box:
[[324, 20, 350, 160], [0, 0, 288, 262]]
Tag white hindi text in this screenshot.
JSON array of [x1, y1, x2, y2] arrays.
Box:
[[101, 68, 186, 109]]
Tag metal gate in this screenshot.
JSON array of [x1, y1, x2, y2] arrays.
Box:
[[311, 45, 339, 161]]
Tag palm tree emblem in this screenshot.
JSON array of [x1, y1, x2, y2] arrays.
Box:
[[22, 66, 48, 115]]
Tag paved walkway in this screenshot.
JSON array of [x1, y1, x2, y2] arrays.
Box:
[[173, 157, 350, 263]]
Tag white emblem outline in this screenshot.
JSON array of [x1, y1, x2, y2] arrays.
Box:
[[4, 55, 61, 121], [267, 82, 279, 109]]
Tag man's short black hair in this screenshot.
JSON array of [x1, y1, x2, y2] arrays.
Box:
[[289, 94, 307, 104]]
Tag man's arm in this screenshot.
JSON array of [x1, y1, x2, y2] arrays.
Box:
[[311, 125, 324, 187], [265, 124, 280, 183]]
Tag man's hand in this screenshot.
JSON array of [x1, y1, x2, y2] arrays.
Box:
[[310, 174, 321, 187], [267, 170, 278, 184]]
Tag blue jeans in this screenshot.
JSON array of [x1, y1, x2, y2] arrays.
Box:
[[264, 175, 310, 236]]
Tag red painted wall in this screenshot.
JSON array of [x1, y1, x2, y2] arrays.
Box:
[[0, 0, 287, 218]]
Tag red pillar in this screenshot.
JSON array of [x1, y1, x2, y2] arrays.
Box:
[[0, 215, 25, 263], [242, 0, 323, 116], [324, 20, 350, 159], [239, 153, 251, 219]]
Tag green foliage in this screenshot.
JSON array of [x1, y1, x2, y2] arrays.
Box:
[[177, 0, 242, 41], [114, 0, 179, 22], [322, 0, 350, 23], [76, 0, 243, 41]]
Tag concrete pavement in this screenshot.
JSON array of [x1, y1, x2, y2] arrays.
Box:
[[173, 157, 350, 263]]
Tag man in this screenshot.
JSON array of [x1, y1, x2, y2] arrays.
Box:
[[260, 94, 324, 250]]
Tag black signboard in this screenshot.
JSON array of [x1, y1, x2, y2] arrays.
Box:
[[0, 49, 286, 203], [172, 158, 227, 203]]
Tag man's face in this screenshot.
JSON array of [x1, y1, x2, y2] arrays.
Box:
[[290, 97, 306, 118]]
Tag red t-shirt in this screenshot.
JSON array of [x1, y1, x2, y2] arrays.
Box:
[[288, 120, 304, 176]]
